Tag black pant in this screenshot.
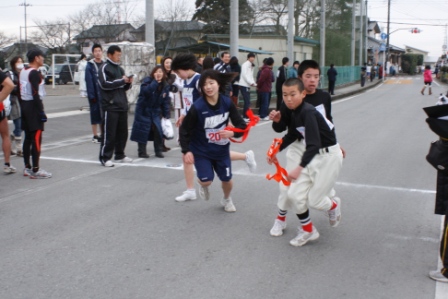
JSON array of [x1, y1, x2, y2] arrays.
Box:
[[23, 129, 42, 169], [441, 215, 448, 278], [328, 80, 336, 95], [360, 76, 366, 87], [100, 110, 128, 163]]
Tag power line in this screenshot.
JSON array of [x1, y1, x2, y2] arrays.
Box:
[[376, 21, 448, 27]]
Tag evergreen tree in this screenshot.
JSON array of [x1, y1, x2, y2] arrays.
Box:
[[192, 0, 254, 34]]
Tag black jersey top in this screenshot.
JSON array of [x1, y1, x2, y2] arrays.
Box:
[[279, 101, 337, 168]]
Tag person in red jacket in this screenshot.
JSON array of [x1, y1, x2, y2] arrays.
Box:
[[421, 65, 433, 95], [257, 57, 274, 120]]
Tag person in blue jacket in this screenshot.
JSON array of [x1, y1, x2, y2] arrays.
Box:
[[130, 65, 170, 158], [85, 44, 104, 143]]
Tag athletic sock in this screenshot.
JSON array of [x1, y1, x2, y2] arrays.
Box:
[[330, 199, 338, 210], [4, 163, 10, 167], [296, 210, 313, 233], [32, 167, 39, 173], [276, 209, 287, 221]]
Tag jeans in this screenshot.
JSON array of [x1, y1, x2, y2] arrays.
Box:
[[259, 92, 270, 118], [13, 117, 22, 137], [240, 86, 251, 119]]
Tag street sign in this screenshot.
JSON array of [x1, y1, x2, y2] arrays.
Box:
[[379, 43, 386, 52], [380, 33, 388, 40]]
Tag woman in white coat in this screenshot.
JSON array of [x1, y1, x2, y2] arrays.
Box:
[[77, 54, 87, 97]]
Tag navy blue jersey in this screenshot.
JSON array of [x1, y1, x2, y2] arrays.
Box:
[[179, 95, 247, 159], [182, 73, 201, 114]]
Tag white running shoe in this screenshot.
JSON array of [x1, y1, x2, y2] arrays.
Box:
[[429, 270, 448, 283], [175, 190, 197, 202], [115, 156, 133, 163], [289, 226, 320, 247], [29, 169, 52, 179], [270, 219, 287, 236], [261, 116, 270, 121], [199, 185, 210, 201], [4, 165, 17, 174], [221, 197, 236, 212], [328, 197, 341, 227], [245, 150, 257, 173], [104, 160, 115, 167], [23, 168, 33, 176]]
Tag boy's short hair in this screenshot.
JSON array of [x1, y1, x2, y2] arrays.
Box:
[[171, 53, 197, 71], [265, 57, 274, 66], [282, 57, 289, 65], [26, 48, 45, 63], [92, 44, 102, 53], [107, 45, 121, 55], [298, 60, 320, 77], [283, 77, 305, 92], [220, 51, 230, 58], [247, 52, 255, 59]]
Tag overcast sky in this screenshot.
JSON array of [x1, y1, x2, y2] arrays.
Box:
[[1, 0, 446, 59]]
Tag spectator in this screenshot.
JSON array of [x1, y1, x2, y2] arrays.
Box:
[[275, 57, 289, 110], [257, 57, 274, 120], [238, 52, 257, 121], [287, 61, 300, 79], [327, 63, 337, 95], [77, 54, 88, 97], [0, 69, 15, 173], [202, 56, 214, 70], [85, 44, 104, 143], [229, 56, 241, 107], [7, 56, 24, 156], [98, 45, 133, 167]]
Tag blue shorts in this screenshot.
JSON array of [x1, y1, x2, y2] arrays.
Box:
[[194, 154, 232, 182]]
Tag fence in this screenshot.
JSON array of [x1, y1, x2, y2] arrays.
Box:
[[320, 66, 360, 89]]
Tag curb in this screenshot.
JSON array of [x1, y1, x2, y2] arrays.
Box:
[[332, 79, 383, 101]]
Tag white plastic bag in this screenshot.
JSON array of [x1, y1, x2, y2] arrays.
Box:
[[161, 118, 174, 139], [3, 95, 11, 116]]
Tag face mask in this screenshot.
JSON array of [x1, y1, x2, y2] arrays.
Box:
[[16, 63, 24, 70]]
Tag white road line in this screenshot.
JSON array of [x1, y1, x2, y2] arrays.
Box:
[[47, 110, 89, 118]]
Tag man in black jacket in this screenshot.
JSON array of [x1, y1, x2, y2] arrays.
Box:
[[275, 57, 289, 110], [98, 45, 133, 167], [327, 64, 337, 95]]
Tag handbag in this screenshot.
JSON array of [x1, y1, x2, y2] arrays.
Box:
[[426, 139, 448, 174], [161, 118, 174, 140]]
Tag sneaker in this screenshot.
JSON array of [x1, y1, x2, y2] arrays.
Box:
[[175, 189, 197, 202], [16, 150, 23, 157], [4, 165, 17, 174], [92, 136, 101, 143], [270, 219, 287, 236], [199, 185, 210, 201], [328, 197, 341, 227], [261, 116, 270, 121], [289, 226, 320, 247], [221, 197, 236, 212], [243, 117, 250, 122], [104, 160, 115, 167], [114, 156, 133, 163], [429, 270, 448, 283], [23, 168, 33, 176], [29, 169, 52, 179], [245, 150, 257, 173]]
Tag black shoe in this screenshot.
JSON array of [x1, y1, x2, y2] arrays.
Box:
[[155, 153, 164, 158], [163, 145, 171, 152], [138, 153, 150, 158]]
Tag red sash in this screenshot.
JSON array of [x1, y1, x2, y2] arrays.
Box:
[[266, 138, 290, 186], [224, 109, 259, 143]]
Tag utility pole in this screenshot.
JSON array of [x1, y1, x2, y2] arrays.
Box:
[[287, 0, 294, 61], [145, 0, 155, 46], [358, 0, 363, 66], [320, 0, 326, 67], [365, 0, 368, 64], [230, 0, 238, 57], [19, 1, 31, 56], [351, 0, 356, 66], [385, 0, 390, 75]]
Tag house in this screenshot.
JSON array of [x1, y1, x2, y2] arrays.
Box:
[[73, 23, 137, 55], [404, 45, 436, 66], [131, 20, 205, 55]]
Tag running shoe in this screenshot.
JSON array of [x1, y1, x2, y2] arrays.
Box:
[[114, 156, 133, 163], [175, 189, 197, 202], [4, 165, 17, 174], [23, 168, 33, 176], [221, 197, 236, 212], [245, 150, 257, 173], [429, 270, 448, 283], [104, 160, 114, 167], [328, 197, 341, 227], [270, 219, 287, 236], [29, 169, 52, 179], [290, 226, 319, 247], [92, 136, 101, 143]]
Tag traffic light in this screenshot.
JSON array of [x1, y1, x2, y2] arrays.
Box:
[[411, 28, 421, 34]]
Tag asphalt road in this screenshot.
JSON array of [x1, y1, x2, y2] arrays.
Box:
[[1, 77, 447, 299]]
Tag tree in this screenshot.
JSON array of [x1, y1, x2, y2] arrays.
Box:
[[0, 31, 16, 48], [192, 0, 254, 34], [30, 19, 71, 52]]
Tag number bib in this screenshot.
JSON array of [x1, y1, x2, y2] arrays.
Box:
[[206, 127, 229, 145]]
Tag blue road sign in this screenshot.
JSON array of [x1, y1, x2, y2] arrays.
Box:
[[379, 43, 386, 51], [380, 33, 388, 40]]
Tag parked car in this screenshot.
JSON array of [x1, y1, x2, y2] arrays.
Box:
[[45, 64, 77, 85]]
